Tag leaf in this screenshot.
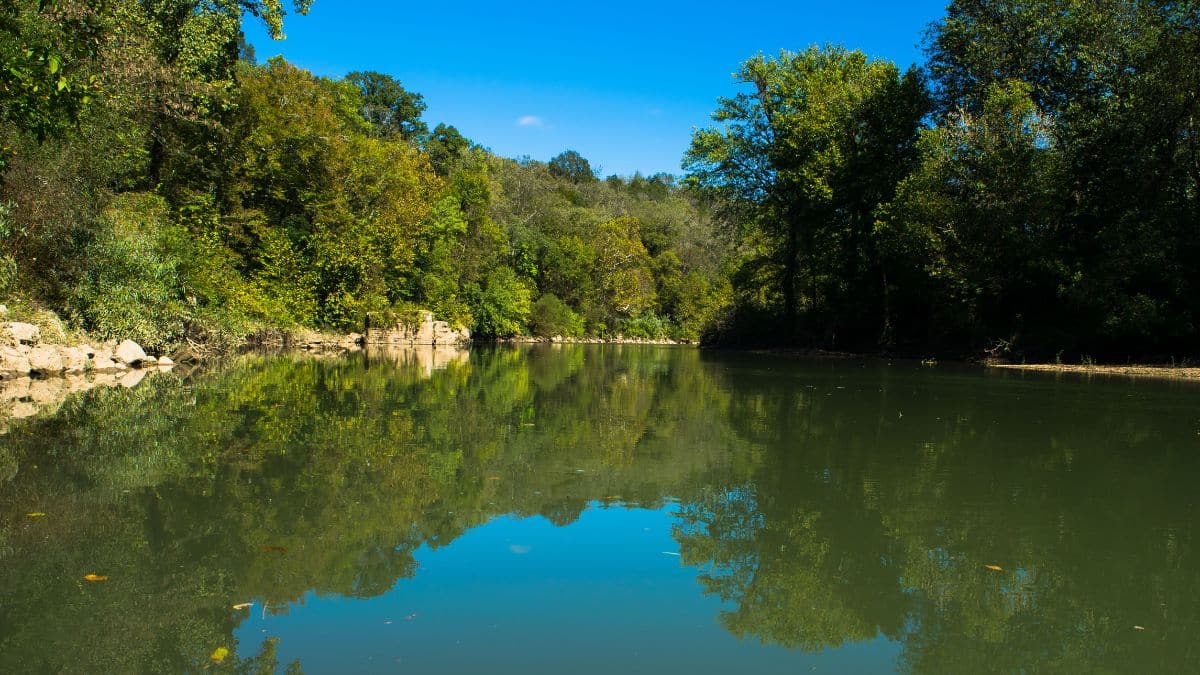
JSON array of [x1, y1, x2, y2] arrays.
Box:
[[83, 574, 108, 582], [210, 647, 229, 664], [261, 545, 287, 554], [1134, 625, 1146, 631], [57, 76, 67, 92], [47, 55, 60, 74], [983, 564, 1003, 571], [232, 602, 253, 610], [26, 512, 46, 517]]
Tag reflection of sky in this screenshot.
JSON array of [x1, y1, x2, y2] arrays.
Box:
[[234, 503, 901, 673]]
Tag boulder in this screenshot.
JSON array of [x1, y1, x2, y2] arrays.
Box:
[[91, 353, 124, 373], [61, 346, 89, 374], [27, 345, 64, 374], [3, 322, 39, 345], [113, 340, 148, 366], [157, 355, 175, 367], [0, 346, 32, 378]]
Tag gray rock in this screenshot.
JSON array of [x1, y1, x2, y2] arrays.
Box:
[[113, 339, 148, 366], [3, 322, 39, 345], [27, 345, 64, 373]]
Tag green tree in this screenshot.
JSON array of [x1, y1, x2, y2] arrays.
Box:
[[345, 70, 428, 141], [685, 46, 925, 346]]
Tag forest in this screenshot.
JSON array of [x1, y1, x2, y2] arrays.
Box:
[[2, 0, 1198, 360]]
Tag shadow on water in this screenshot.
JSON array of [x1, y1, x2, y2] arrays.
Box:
[[1, 345, 1198, 672]]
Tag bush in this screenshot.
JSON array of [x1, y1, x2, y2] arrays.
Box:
[[530, 294, 584, 337], [622, 312, 672, 340]]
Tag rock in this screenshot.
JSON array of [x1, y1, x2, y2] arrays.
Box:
[[0, 346, 32, 378], [3, 322, 39, 345], [113, 340, 148, 366], [157, 355, 175, 367], [171, 345, 200, 364], [91, 353, 123, 373], [61, 346, 88, 374], [27, 345, 64, 374]]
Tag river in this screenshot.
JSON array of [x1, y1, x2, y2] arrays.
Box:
[[1, 345, 1198, 673]]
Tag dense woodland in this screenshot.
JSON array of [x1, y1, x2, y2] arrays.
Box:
[[1, 0, 1198, 359]]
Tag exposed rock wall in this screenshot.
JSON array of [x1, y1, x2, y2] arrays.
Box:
[[365, 311, 470, 346]]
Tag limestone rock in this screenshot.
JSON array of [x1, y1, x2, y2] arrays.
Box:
[[3, 322, 39, 345], [113, 340, 148, 366], [91, 353, 123, 373], [0, 346, 32, 378], [27, 345, 64, 373], [157, 355, 175, 367], [61, 346, 88, 374]]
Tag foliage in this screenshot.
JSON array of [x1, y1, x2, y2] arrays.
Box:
[[530, 293, 584, 337]]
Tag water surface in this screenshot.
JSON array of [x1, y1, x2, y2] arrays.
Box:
[[1, 346, 1198, 673]]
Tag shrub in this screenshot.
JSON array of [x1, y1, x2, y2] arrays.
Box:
[[530, 293, 584, 337]]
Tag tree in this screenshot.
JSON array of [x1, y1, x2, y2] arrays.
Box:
[[685, 46, 925, 346], [548, 149, 594, 182], [345, 70, 427, 141]]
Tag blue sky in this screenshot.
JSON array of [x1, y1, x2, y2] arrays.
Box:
[[243, 1, 950, 177]]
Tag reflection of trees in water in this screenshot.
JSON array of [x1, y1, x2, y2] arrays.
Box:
[[0, 346, 740, 672], [2, 351, 1199, 672], [674, 361, 1200, 672]]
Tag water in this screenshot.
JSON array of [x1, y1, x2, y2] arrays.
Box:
[[1, 345, 1198, 673]]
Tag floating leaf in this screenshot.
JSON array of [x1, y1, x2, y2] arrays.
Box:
[[26, 512, 46, 517], [984, 564, 1003, 572], [231, 602, 253, 610], [1134, 625, 1146, 631], [260, 545, 287, 554], [83, 574, 108, 582], [486, 476, 501, 481], [210, 647, 229, 664]]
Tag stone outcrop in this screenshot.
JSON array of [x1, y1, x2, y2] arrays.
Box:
[[0, 331, 170, 380], [365, 311, 470, 347], [3, 322, 40, 346]]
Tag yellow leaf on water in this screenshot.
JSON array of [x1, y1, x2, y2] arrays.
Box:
[[231, 603, 253, 610], [210, 647, 229, 664], [486, 476, 501, 480], [26, 512, 46, 517], [83, 574, 108, 582], [984, 565, 1003, 572]]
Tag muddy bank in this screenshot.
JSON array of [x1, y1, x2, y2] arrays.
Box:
[[988, 362, 1200, 381]]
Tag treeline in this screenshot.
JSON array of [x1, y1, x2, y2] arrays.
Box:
[[0, 0, 729, 350], [688, 0, 1200, 360], [4, 1, 1197, 359]]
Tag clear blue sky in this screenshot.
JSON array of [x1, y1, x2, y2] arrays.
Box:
[[243, 1, 950, 177]]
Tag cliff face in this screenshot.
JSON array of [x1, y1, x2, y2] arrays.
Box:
[[365, 311, 470, 347]]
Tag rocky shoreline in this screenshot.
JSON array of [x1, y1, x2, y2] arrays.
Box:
[[0, 322, 174, 379]]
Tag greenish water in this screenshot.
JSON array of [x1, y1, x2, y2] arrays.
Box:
[[1, 346, 1199, 674]]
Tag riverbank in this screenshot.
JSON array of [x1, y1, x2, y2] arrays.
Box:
[[987, 362, 1200, 381]]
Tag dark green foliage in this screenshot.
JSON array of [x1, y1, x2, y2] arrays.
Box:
[[690, 3, 1200, 360], [530, 293, 584, 337], [346, 70, 428, 141], [548, 149, 595, 183]]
